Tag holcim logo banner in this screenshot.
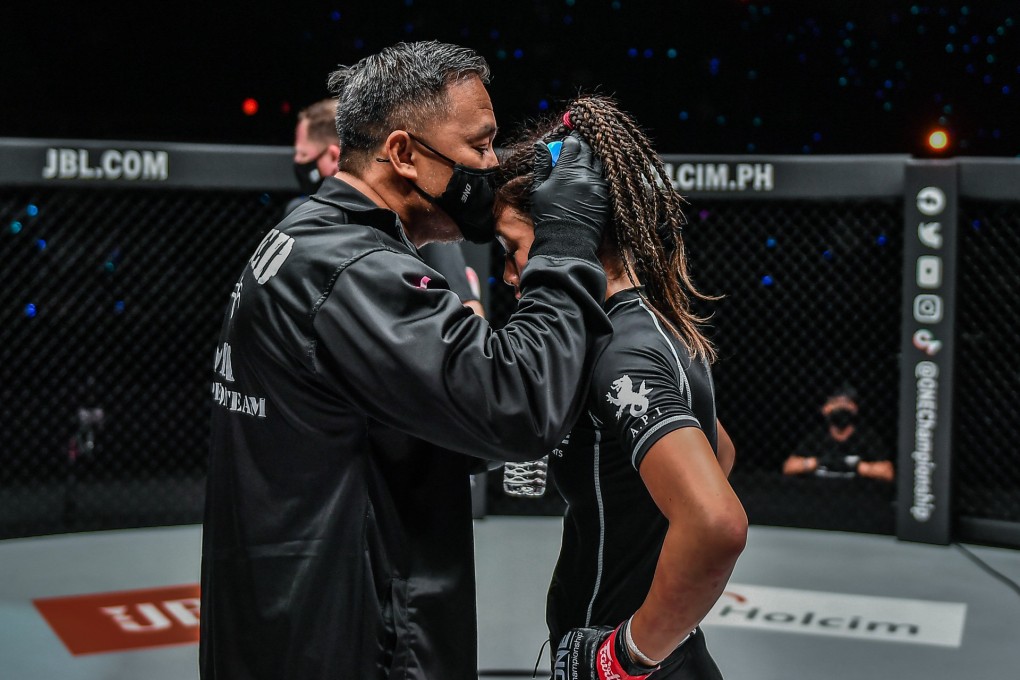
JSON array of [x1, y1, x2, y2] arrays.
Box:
[[702, 584, 966, 648], [33, 584, 200, 655]]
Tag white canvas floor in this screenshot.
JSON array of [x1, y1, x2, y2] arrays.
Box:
[[1, 519, 1018, 679]]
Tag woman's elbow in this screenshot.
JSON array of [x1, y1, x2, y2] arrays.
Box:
[[705, 501, 748, 562]]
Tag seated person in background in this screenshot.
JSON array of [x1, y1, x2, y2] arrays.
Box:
[[783, 386, 894, 481], [291, 98, 485, 316]]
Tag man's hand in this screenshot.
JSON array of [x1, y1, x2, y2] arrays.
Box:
[[530, 133, 609, 249], [554, 624, 656, 680]]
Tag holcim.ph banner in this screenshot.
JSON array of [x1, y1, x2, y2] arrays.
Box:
[[703, 584, 966, 647]]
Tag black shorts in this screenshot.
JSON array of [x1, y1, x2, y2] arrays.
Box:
[[655, 627, 724, 680]]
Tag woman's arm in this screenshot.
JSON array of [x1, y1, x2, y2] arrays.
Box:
[[716, 418, 735, 477], [629, 427, 748, 662]]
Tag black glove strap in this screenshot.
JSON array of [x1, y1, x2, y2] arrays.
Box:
[[530, 220, 601, 261]]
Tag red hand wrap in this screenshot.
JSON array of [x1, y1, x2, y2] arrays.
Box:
[[596, 626, 654, 680]]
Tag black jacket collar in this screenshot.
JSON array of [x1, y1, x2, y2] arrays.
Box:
[[309, 176, 410, 247]]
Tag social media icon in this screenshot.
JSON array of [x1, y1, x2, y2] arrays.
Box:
[[917, 256, 942, 289], [916, 187, 946, 217], [918, 221, 943, 249], [913, 329, 943, 357], [913, 294, 943, 323]]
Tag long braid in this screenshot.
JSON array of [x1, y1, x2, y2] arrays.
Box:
[[569, 97, 717, 362], [495, 95, 717, 362]]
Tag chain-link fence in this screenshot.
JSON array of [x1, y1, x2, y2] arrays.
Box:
[[3, 145, 1018, 546], [486, 199, 903, 534], [0, 187, 292, 537], [955, 200, 1020, 527]]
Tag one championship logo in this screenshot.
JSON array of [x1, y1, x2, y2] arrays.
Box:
[[606, 374, 651, 419]]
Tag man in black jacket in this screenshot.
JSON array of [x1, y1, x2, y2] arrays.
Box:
[[290, 96, 485, 316], [200, 41, 612, 679]]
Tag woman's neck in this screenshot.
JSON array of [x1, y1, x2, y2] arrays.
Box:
[[604, 255, 640, 298], [606, 274, 637, 298]]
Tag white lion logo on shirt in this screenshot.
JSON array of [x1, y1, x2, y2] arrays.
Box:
[[606, 375, 652, 419]]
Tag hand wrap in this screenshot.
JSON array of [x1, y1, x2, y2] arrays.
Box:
[[553, 622, 657, 680]]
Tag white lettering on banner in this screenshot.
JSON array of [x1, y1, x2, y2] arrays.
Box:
[[665, 162, 774, 192], [100, 598, 201, 633], [911, 362, 939, 521], [101, 604, 172, 633], [211, 382, 267, 419], [703, 584, 966, 647], [41, 148, 169, 181], [162, 598, 201, 627]]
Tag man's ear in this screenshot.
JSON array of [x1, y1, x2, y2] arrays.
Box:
[[326, 144, 341, 174], [382, 130, 417, 181]]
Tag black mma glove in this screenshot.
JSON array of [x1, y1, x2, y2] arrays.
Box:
[[553, 622, 658, 680], [529, 132, 610, 260]]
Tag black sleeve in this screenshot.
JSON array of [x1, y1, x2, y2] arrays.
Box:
[[283, 196, 307, 217], [419, 243, 477, 302], [590, 341, 703, 470], [854, 428, 891, 462], [311, 248, 611, 462]]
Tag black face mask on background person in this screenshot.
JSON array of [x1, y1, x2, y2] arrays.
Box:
[[826, 408, 857, 429], [379, 133, 497, 244], [293, 148, 328, 195]]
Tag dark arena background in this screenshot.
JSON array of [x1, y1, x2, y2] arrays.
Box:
[[0, 3, 1018, 679]]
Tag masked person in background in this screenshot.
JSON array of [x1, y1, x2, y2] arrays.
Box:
[[494, 95, 746, 680], [290, 97, 485, 316], [201, 42, 613, 679], [783, 386, 894, 481]]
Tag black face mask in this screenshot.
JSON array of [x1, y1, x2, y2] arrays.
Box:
[[403, 133, 498, 244], [827, 408, 857, 429], [293, 148, 328, 195]]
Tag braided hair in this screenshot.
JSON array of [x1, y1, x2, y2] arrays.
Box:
[[496, 95, 717, 362]]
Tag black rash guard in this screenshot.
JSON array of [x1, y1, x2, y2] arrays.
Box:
[[547, 288, 722, 678]]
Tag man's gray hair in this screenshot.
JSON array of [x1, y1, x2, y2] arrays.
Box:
[[327, 41, 491, 170]]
